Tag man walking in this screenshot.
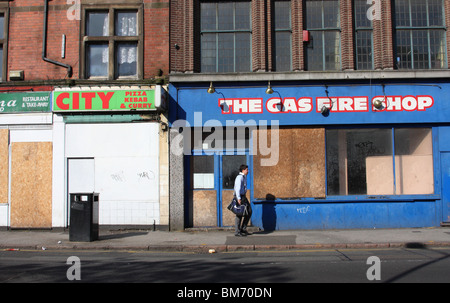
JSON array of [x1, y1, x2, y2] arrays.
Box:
[[234, 164, 252, 236]]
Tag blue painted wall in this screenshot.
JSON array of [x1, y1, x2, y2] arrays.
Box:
[[169, 80, 449, 230], [169, 81, 449, 127], [251, 200, 438, 230]]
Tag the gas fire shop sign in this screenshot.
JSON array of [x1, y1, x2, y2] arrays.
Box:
[[53, 88, 161, 112], [0, 92, 51, 113]]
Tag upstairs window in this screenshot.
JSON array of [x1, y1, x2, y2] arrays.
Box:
[[354, 0, 374, 70], [82, 7, 142, 79], [200, 1, 252, 73], [305, 0, 341, 71], [0, 11, 7, 81], [274, 1, 292, 71], [394, 0, 447, 69]]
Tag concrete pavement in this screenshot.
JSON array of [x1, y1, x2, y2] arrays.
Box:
[[1, 226, 450, 252]]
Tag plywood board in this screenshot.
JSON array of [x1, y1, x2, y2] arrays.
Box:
[[253, 127, 325, 199], [10, 142, 52, 228], [366, 156, 394, 195], [366, 155, 434, 195], [0, 129, 8, 204], [222, 190, 236, 227], [192, 190, 217, 227], [397, 155, 434, 195]]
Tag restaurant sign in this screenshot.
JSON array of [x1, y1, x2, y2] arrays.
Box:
[[0, 92, 51, 113], [53, 87, 164, 112]]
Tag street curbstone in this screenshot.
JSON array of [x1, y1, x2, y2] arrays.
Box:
[[226, 245, 255, 252]]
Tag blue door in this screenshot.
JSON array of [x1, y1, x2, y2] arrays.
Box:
[[441, 152, 450, 223], [190, 153, 249, 227], [219, 154, 248, 226]]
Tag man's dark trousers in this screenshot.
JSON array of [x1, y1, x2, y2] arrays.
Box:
[[235, 195, 252, 235]]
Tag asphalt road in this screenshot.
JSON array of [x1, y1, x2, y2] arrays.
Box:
[[1, 247, 449, 284]]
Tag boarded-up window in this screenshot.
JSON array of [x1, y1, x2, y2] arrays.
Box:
[[253, 127, 326, 199], [0, 129, 8, 204], [10, 142, 53, 228]]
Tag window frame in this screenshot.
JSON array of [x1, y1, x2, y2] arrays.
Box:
[[393, 0, 447, 70], [0, 5, 8, 82], [190, 126, 251, 191], [199, 1, 252, 73], [273, 0, 292, 71], [192, 155, 215, 190], [304, 0, 341, 71], [324, 126, 438, 201], [80, 4, 143, 80], [354, 0, 374, 70]]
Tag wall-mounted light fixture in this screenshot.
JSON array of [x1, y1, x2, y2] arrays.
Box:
[[321, 105, 330, 115], [207, 82, 215, 94], [265, 81, 273, 94], [373, 98, 384, 110], [321, 86, 334, 116], [372, 83, 388, 110], [373, 84, 386, 110]]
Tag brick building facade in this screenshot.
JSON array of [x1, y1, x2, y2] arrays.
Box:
[[0, 0, 170, 230], [6, 0, 169, 82], [170, 0, 450, 73]]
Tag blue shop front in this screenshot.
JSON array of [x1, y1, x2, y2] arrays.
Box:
[[169, 78, 450, 230]]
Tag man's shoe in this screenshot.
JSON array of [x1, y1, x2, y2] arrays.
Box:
[[235, 232, 246, 237], [241, 230, 252, 235]]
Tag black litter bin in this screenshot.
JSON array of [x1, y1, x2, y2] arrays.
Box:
[[69, 193, 99, 242]]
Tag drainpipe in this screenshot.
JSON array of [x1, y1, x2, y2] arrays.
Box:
[[42, 0, 73, 77]]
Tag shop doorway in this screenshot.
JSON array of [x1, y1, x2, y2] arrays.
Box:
[[8, 128, 53, 229], [9, 141, 53, 228], [67, 158, 95, 227], [220, 154, 248, 226], [68, 158, 95, 193], [441, 152, 450, 223], [191, 153, 249, 227]]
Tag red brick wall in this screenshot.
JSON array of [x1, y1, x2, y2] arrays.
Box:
[[291, 0, 304, 71], [373, 0, 394, 70], [341, 0, 355, 70], [8, 0, 77, 81], [251, 0, 266, 72], [170, 0, 195, 73], [143, 0, 170, 78], [7, 0, 169, 81]]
